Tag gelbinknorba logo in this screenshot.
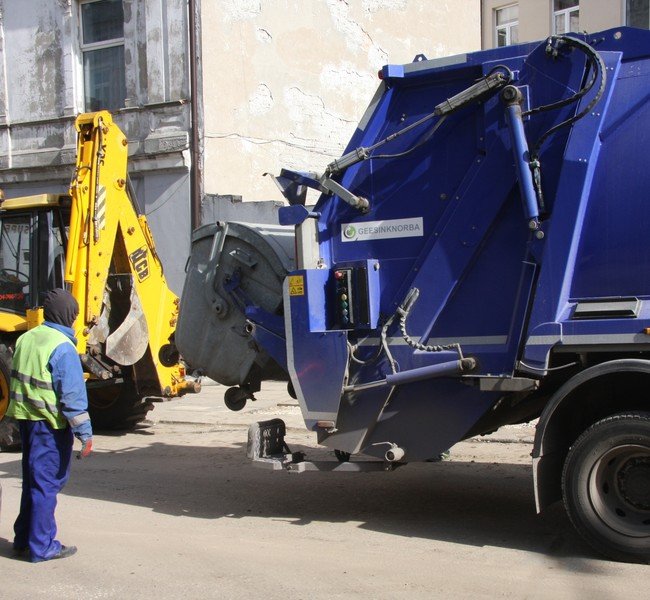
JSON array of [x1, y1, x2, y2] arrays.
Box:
[[343, 225, 357, 239], [341, 217, 423, 242]]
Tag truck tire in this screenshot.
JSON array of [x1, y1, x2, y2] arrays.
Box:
[[87, 380, 154, 430], [562, 412, 650, 563], [0, 344, 20, 450]]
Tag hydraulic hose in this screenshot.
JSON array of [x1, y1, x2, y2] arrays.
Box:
[[526, 35, 607, 158]]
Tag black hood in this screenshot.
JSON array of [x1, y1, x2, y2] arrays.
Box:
[[43, 288, 79, 328]]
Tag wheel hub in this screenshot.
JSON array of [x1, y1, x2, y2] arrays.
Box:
[[617, 456, 650, 511], [589, 443, 650, 538]]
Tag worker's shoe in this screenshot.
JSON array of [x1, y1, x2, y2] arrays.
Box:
[[52, 545, 77, 560], [31, 545, 77, 563]]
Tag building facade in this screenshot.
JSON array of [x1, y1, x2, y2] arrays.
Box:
[[482, 1, 646, 49], [0, 0, 484, 292], [0, 0, 193, 291], [0, 0, 485, 292]]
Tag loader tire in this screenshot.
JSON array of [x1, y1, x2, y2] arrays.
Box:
[[562, 412, 650, 564], [87, 380, 154, 431], [0, 344, 20, 451]]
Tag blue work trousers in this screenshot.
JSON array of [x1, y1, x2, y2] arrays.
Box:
[[14, 420, 73, 562]]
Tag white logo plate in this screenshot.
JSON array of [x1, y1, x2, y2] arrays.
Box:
[[341, 217, 423, 242]]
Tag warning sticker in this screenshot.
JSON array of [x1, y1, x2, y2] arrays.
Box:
[[289, 275, 305, 296]]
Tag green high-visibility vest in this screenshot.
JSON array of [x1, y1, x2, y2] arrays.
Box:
[[6, 324, 75, 429]]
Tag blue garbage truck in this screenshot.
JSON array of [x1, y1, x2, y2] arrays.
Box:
[[177, 28, 650, 563]]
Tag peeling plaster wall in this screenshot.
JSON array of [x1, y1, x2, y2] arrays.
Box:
[[202, 0, 481, 201], [0, 0, 67, 122], [0, 0, 192, 292]]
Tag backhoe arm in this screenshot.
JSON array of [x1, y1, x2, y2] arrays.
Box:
[[66, 111, 195, 398]]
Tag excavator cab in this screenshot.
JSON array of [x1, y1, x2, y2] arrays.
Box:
[[0, 194, 70, 315]]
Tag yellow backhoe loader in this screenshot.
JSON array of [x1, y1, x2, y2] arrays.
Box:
[[0, 111, 198, 448]]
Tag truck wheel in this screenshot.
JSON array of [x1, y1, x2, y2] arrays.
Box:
[[0, 344, 20, 450], [562, 412, 650, 563], [88, 381, 154, 430]]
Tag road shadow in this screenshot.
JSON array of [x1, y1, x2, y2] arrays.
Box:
[[0, 536, 14, 556], [0, 434, 599, 565]]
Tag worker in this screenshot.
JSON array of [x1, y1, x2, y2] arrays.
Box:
[[6, 288, 93, 562]]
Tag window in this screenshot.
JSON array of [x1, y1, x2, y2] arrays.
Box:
[[627, 0, 650, 29], [0, 214, 32, 314], [80, 0, 126, 111], [495, 5, 519, 47], [41, 207, 70, 293], [553, 0, 579, 35]]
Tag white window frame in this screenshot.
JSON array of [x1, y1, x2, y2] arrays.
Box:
[[78, 0, 126, 112], [495, 4, 519, 47], [553, 1, 580, 35]]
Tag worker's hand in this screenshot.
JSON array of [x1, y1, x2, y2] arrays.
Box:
[[77, 438, 93, 460]]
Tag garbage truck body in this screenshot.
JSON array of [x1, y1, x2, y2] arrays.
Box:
[[177, 28, 650, 562]]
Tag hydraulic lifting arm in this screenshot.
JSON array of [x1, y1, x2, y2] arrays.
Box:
[[66, 111, 195, 397]]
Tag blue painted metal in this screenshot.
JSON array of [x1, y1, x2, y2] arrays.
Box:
[[278, 204, 320, 226], [284, 271, 349, 430]]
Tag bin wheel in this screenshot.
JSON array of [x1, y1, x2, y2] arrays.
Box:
[[224, 387, 248, 412], [562, 411, 650, 563]]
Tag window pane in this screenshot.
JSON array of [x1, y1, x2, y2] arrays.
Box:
[[627, 0, 650, 28], [497, 28, 507, 47], [569, 10, 580, 32], [496, 5, 518, 25], [82, 0, 124, 44], [83, 46, 126, 111], [555, 0, 579, 9], [511, 25, 519, 44], [48, 209, 69, 291], [0, 215, 32, 314], [555, 14, 566, 34]]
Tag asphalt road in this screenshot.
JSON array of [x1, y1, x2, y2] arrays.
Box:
[[0, 381, 646, 599]]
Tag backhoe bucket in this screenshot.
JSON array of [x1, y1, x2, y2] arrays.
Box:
[[88, 275, 149, 366]]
